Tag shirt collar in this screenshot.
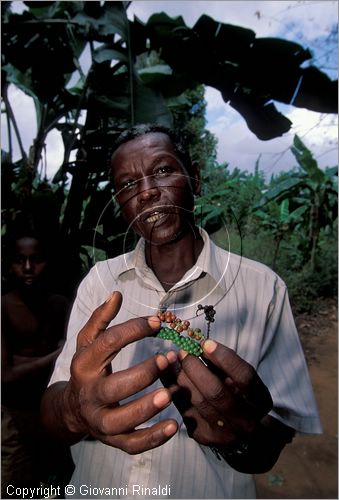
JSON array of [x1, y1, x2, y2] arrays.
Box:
[[119, 228, 228, 294]]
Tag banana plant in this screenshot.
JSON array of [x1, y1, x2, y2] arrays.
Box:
[[255, 198, 308, 269], [1, 1, 189, 287], [2, 2, 337, 290], [136, 12, 337, 140], [255, 135, 338, 269]]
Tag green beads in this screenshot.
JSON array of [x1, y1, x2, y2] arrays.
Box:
[[156, 310, 206, 356], [157, 326, 203, 356]]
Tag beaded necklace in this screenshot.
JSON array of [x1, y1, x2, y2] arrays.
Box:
[[156, 303, 216, 356]]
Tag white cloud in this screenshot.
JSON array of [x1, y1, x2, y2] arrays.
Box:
[[129, 1, 337, 40], [1, 86, 37, 156], [44, 129, 64, 179], [206, 102, 338, 175], [204, 87, 224, 112]]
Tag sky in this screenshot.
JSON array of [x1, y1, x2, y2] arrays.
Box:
[[3, 0, 338, 179]]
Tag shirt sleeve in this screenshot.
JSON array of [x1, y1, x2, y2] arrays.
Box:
[[257, 278, 322, 434]]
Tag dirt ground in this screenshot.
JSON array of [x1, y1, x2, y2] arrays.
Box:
[[255, 298, 338, 499]]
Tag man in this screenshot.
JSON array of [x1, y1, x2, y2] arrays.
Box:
[[41, 124, 321, 498]]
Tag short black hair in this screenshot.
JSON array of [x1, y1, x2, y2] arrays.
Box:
[[5, 232, 49, 261], [110, 123, 193, 173]]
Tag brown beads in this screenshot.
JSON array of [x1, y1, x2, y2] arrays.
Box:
[[156, 310, 206, 356]]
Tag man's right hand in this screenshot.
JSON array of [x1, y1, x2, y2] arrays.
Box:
[[41, 291, 178, 454]]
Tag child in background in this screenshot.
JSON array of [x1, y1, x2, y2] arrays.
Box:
[[1, 234, 73, 498]]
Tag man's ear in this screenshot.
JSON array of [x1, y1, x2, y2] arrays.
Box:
[[191, 161, 201, 195]]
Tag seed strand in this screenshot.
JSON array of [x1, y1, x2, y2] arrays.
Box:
[[156, 311, 206, 356]]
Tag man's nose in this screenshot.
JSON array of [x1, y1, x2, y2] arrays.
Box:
[[137, 175, 160, 203]]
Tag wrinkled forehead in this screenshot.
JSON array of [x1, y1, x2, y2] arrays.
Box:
[[111, 132, 179, 168]]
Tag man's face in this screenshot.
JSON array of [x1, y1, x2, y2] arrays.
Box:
[[111, 132, 200, 245], [11, 237, 47, 286]]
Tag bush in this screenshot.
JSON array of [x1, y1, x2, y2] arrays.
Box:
[[211, 223, 337, 314]]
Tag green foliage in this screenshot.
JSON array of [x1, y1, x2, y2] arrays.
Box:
[[1, 3, 337, 306], [282, 225, 338, 313], [196, 160, 265, 234], [135, 50, 217, 167], [2, 1, 200, 292], [171, 85, 217, 167], [254, 135, 338, 270], [200, 137, 337, 312]]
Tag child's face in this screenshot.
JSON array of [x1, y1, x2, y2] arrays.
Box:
[[11, 237, 47, 286]]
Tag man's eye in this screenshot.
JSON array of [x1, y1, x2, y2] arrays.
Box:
[[154, 166, 172, 176], [121, 179, 137, 191]]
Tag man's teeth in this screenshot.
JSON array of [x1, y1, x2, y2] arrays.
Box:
[[146, 212, 165, 223]]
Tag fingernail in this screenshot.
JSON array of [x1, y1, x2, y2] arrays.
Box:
[[178, 350, 188, 361], [155, 354, 169, 370], [148, 316, 161, 329], [163, 422, 177, 436], [153, 390, 170, 408], [203, 339, 217, 354], [165, 351, 178, 364]]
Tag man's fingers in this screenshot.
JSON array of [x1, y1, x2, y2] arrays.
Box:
[[99, 355, 170, 403], [161, 357, 203, 416], [76, 315, 161, 373], [201, 340, 255, 385], [175, 355, 240, 424], [201, 340, 273, 416], [103, 420, 178, 454], [159, 353, 181, 390], [94, 388, 174, 436], [77, 291, 123, 349]]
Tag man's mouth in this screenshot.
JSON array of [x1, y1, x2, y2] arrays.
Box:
[[144, 211, 167, 224]]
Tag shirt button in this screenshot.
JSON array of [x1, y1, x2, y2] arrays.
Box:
[[139, 459, 146, 466]]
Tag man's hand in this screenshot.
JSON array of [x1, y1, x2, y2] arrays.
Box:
[[162, 339, 294, 473], [41, 292, 178, 454]]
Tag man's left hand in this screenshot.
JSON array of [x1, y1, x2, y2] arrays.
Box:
[[161, 339, 273, 449]]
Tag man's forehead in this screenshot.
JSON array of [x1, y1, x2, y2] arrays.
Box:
[[112, 132, 176, 159]]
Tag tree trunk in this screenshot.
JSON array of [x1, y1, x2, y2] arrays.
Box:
[[272, 234, 283, 270], [309, 203, 320, 271]]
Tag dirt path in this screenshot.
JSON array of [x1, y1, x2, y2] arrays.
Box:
[[255, 298, 338, 499]]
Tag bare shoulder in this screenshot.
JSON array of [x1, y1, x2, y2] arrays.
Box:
[[2, 291, 21, 312]]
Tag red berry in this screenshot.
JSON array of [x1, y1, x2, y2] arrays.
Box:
[[165, 312, 172, 322]]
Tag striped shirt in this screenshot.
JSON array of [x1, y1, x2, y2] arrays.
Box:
[[50, 229, 321, 499]]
